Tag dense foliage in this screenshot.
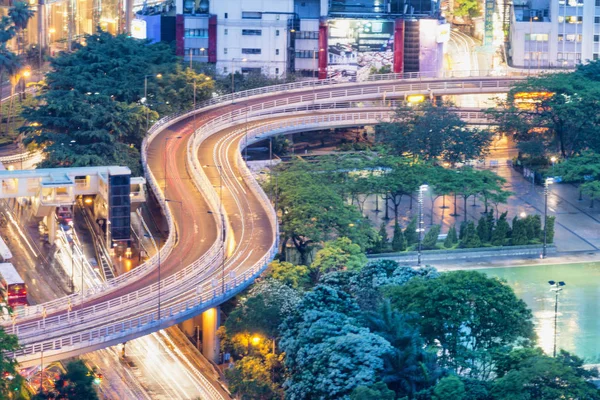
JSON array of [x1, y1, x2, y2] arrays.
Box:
[[22, 31, 213, 175], [219, 254, 597, 400]]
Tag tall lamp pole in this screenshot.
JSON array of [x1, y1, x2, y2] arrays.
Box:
[[230, 58, 247, 95], [548, 280, 566, 357], [543, 177, 554, 258], [417, 184, 428, 266], [144, 73, 163, 135]]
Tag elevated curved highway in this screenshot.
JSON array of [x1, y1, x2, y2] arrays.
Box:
[[3, 73, 525, 367]]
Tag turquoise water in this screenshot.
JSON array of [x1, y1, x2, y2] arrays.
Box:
[[476, 263, 600, 363]]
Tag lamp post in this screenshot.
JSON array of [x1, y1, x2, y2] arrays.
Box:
[[230, 58, 247, 95], [417, 184, 428, 266], [144, 73, 163, 135], [204, 164, 225, 295], [164, 136, 182, 195], [548, 280, 565, 357], [550, 156, 557, 176], [543, 177, 554, 258], [21, 67, 31, 101]]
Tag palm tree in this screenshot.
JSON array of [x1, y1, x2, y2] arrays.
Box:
[[8, 2, 35, 56], [363, 301, 442, 398], [0, 45, 20, 135]]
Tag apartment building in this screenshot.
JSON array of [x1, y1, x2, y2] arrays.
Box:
[[508, 0, 600, 67]]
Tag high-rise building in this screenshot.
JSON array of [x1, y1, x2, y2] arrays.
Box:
[[508, 0, 599, 68]]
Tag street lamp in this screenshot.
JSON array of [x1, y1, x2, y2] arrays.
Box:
[[230, 58, 247, 94], [550, 156, 557, 176], [543, 177, 554, 258], [21, 67, 31, 100], [417, 184, 428, 266], [143, 73, 163, 135], [164, 136, 182, 195], [548, 280, 566, 357]]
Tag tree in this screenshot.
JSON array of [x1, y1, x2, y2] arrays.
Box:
[[459, 221, 481, 248], [385, 271, 535, 378], [280, 286, 392, 400], [433, 376, 466, 400], [492, 348, 600, 400], [0, 328, 25, 398], [453, 0, 480, 17], [391, 221, 406, 251], [267, 260, 310, 290], [444, 224, 458, 248], [350, 382, 395, 400], [376, 102, 492, 165], [311, 238, 368, 281], [8, 2, 34, 56], [476, 215, 490, 243], [374, 222, 388, 252], [510, 216, 529, 245], [422, 225, 441, 250], [404, 217, 418, 246], [581, 180, 600, 208], [544, 215, 556, 244], [363, 301, 440, 398], [224, 356, 283, 400], [34, 360, 99, 400], [488, 73, 600, 158], [491, 212, 510, 246]]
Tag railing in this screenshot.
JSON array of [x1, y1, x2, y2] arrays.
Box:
[[365, 68, 557, 82], [0, 151, 39, 164], [6, 74, 522, 364]]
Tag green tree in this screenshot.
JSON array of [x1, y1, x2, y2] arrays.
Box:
[[224, 355, 283, 400], [0, 327, 25, 398], [433, 376, 466, 400], [350, 382, 395, 400], [311, 237, 368, 281], [267, 260, 310, 290], [422, 225, 441, 250], [385, 271, 534, 378], [376, 102, 491, 165], [491, 212, 510, 246], [444, 224, 458, 248], [374, 222, 388, 252], [477, 215, 490, 243], [544, 215, 556, 244], [34, 360, 99, 400], [280, 286, 392, 400], [492, 348, 600, 400], [453, 0, 480, 17], [510, 217, 529, 245], [488, 73, 600, 158], [404, 217, 418, 246], [459, 221, 481, 248], [581, 180, 600, 208], [8, 2, 34, 56], [391, 221, 406, 251]]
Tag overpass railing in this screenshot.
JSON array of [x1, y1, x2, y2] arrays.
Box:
[[8, 76, 515, 360]]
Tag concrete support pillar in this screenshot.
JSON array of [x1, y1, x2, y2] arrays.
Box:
[[46, 211, 56, 245], [201, 307, 220, 363]]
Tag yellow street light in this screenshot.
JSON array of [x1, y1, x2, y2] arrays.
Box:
[[407, 94, 425, 104], [156, 73, 163, 79], [251, 336, 261, 345], [551, 156, 557, 163]]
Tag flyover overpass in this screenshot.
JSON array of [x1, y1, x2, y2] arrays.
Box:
[[2, 73, 524, 368]]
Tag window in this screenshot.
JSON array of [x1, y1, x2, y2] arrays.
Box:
[[224, 29, 228, 35], [275, 68, 279, 75], [558, 16, 564, 23], [224, 48, 228, 55], [295, 50, 317, 58], [276, 30, 280, 36], [526, 33, 548, 41], [566, 15, 583, 23], [224, 12, 228, 18], [595, 35, 600, 42], [596, 0, 600, 6], [558, 34, 564, 42], [184, 29, 208, 38], [596, 17, 600, 23], [242, 11, 262, 19], [297, 31, 319, 39], [594, 54, 599, 60], [242, 48, 261, 54], [242, 29, 262, 36], [224, 67, 228, 73], [241, 67, 261, 74], [275, 49, 280, 55], [557, 52, 563, 60]]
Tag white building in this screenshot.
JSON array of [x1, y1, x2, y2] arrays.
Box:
[[211, 0, 296, 77], [509, 0, 600, 68]]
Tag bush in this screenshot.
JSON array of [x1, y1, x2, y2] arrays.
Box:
[[422, 225, 441, 250], [544, 215, 556, 243], [459, 221, 481, 248], [511, 217, 529, 246], [404, 217, 418, 245], [444, 224, 458, 248], [392, 221, 406, 251], [492, 212, 510, 246]]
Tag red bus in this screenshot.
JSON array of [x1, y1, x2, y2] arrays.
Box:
[[0, 263, 28, 308]]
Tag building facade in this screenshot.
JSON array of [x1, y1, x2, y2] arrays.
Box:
[[508, 0, 600, 67]]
